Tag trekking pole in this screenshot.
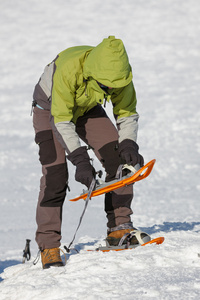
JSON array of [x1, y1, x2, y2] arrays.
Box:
[[64, 178, 96, 253], [22, 239, 31, 263]]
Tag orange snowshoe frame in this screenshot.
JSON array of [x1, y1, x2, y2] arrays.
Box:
[[69, 159, 156, 202]]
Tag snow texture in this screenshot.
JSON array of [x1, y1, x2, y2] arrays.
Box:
[[0, 0, 200, 299]]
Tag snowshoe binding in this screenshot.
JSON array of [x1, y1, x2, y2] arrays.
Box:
[[97, 228, 152, 251]]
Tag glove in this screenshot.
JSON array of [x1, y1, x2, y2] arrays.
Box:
[[119, 139, 144, 167], [67, 146, 96, 188]]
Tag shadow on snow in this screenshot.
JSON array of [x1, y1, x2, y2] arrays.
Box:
[[141, 221, 200, 235], [0, 260, 21, 282]]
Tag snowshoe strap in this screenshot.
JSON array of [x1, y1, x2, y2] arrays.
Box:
[[115, 163, 141, 180], [118, 233, 132, 247], [130, 230, 146, 245], [118, 230, 149, 247], [115, 164, 124, 180]]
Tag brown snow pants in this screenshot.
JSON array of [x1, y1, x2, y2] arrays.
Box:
[[33, 105, 133, 250]]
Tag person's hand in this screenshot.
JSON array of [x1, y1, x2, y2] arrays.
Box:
[[119, 139, 144, 167], [67, 146, 96, 188]]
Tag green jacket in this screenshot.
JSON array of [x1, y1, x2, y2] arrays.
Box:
[[34, 36, 139, 153], [51, 36, 137, 124]]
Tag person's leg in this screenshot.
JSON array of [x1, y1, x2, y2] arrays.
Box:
[[33, 107, 68, 250], [75, 105, 134, 232]]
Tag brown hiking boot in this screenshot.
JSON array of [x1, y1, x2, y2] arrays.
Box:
[[106, 228, 151, 246], [41, 247, 64, 269]]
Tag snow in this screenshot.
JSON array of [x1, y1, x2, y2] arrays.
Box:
[[0, 0, 200, 299]]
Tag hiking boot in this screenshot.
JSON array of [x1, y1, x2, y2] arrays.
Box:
[[106, 228, 151, 246], [41, 247, 64, 269]]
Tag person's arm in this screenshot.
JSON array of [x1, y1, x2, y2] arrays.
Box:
[[51, 68, 95, 187], [111, 81, 138, 143], [51, 68, 81, 153], [111, 82, 144, 166]]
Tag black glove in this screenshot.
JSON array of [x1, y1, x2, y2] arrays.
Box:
[[67, 146, 96, 189], [119, 139, 144, 167]]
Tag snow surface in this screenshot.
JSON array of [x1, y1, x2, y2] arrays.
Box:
[[0, 0, 200, 299]]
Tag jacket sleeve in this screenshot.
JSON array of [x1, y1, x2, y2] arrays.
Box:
[[51, 69, 76, 123], [51, 68, 81, 153], [111, 82, 139, 143], [55, 121, 81, 153]]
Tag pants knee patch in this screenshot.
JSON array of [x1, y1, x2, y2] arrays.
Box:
[[40, 163, 68, 207], [35, 130, 56, 165]]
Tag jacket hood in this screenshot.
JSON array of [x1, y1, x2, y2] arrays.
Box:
[[83, 36, 133, 88]]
